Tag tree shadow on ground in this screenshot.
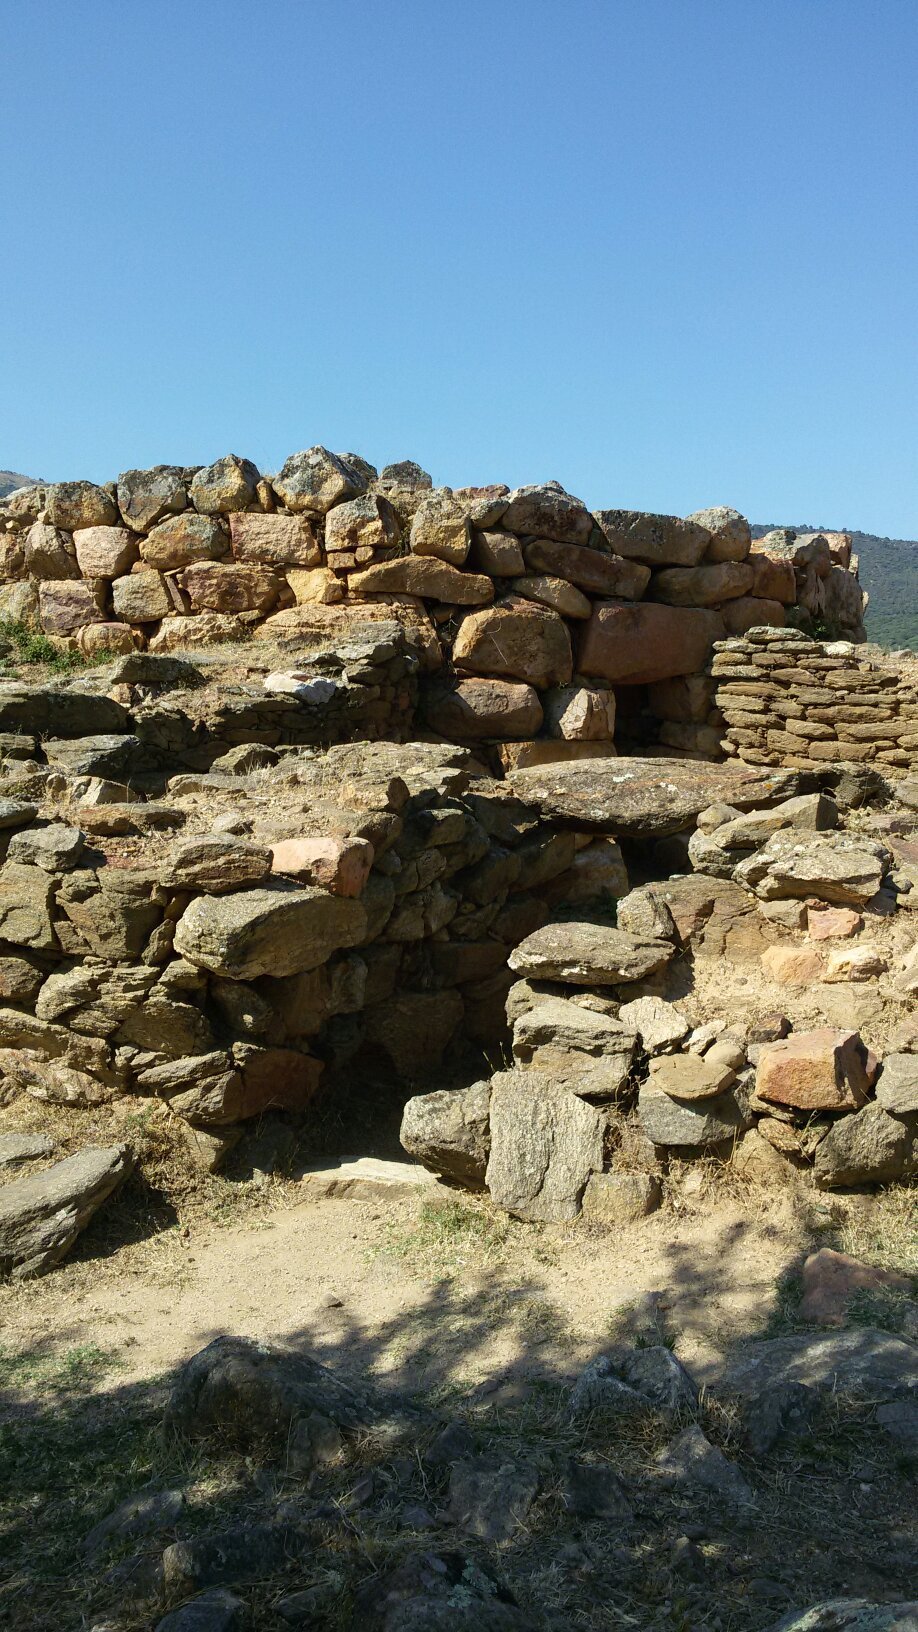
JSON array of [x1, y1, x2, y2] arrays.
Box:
[[1, 1196, 916, 1632]]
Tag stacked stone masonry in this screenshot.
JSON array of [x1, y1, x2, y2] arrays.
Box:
[[0, 456, 866, 762], [713, 627, 918, 773]]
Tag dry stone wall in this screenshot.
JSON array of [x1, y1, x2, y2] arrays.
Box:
[[0, 455, 866, 762], [713, 627, 918, 773]]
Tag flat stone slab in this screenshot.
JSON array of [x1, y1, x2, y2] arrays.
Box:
[[510, 756, 802, 837], [508, 922, 674, 985], [0, 1144, 133, 1278], [299, 1156, 442, 1201]]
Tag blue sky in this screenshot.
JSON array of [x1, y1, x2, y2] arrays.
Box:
[[2, 0, 917, 535]]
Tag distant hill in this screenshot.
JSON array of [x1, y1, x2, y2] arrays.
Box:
[[0, 471, 40, 499], [752, 523, 918, 651]]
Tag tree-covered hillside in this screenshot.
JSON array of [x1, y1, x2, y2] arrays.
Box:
[[753, 523, 918, 651]]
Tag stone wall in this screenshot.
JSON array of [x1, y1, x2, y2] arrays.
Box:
[[713, 627, 918, 773], [0, 454, 866, 761]]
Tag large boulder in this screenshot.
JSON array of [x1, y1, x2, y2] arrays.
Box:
[[509, 756, 801, 838], [228, 512, 321, 567], [349, 556, 493, 604], [409, 489, 472, 564], [500, 483, 593, 544], [73, 525, 138, 578], [0, 1145, 133, 1278], [508, 922, 673, 985], [45, 481, 118, 530], [189, 455, 260, 514], [523, 537, 650, 598], [173, 886, 366, 979], [593, 510, 710, 566], [452, 597, 573, 688], [140, 513, 229, 570], [649, 561, 754, 606], [272, 447, 362, 513], [687, 506, 751, 562], [164, 1334, 380, 1469], [325, 492, 400, 555], [543, 684, 615, 741], [39, 580, 107, 634], [485, 1069, 603, 1221], [716, 1325, 918, 1402], [400, 1081, 491, 1187], [180, 561, 281, 613], [117, 465, 188, 532], [578, 601, 724, 684]]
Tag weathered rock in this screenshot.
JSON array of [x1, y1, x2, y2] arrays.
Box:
[[717, 1326, 918, 1401], [759, 944, 828, 986], [571, 1346, 698, 1416], [617, 996, 689, 1054], [560, 1458, 634, 1519], [511, 573, 591, 618], [823, 945, 887, 982], [764, 1603, 918, 1632], [0, 1144, 133, 1278], [720, 595, 786, 635], [523, 536, 651, 598], [7, 822, 85, 872], [42, 733, 140, 777], [24, 521, 79, 580], [285, 565, 344, 604], [638, 1079, 750, 1146], [400, 1080, 491, 1187], [161, 1521, 306, 1597], [543, 683, 616, 741], [84, 1486, 186, 1564], [452, 597, 572, 687], [508, 922, 673, 985], [272, 447, 362, 514], [78, 620, 138, 657], [471, 529, 525, 577], [552, 837, 628, 905], [735, 831, 889, 907], [165, 837, 273, 894], [300, 1155, 439, 1200], [325, 491, 399, 555], [270, 835, 374, 897], [350, 555, 493, 604], [739, 1380, 818, 1457], [447, 1458, 540, 1542], [594, 509, 710, 566], [876, 1053, 918, 1115], [807, 905, 862, 940], [688, 506, 752, 562], [814, 1103, 914, 1187], [155, 1590, 245, 1632], [189, 455, 260, 514], [581, 1171, 661, 1223], [112, 568, 173, 623], [45, 481, 118, 530], [0, 799, 38, 831], [501, 483, 593, 544], [228, 511, 321, 567], [173, 886, 366, 979], [117, 465, 187, 532], [580, 600, 724, 685], [140, 513, 229, 570], [409, 489, 472, 564], [748, 550, 798, 603], [655, 1425, 753, 1503], [512, 996, 636, 1099], [0, 1131, 53, 1168], [39, 579, 106, 634], [648, 1052, 735, 1102], [510, 756, 800, 838], [755, 1029, 872, 1112], [0, 862, 57, 949], [180, 561, 281, 613], [73, 525, 138, 578], [485, 1069, 603, 1221], [424, 678, 543, 740], [164, 1334, 378, 1465]]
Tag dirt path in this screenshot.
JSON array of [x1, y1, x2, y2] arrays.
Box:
[[1, 1176, 813, 1397]]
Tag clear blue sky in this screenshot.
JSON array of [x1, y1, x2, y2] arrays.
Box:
[[3, 0, 917, 536]]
